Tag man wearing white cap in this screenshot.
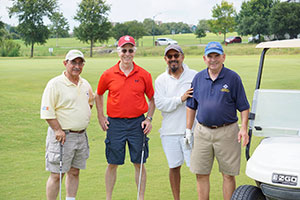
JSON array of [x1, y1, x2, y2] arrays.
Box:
[[41, 50, 94, 200], [155, 44, 197, 200]]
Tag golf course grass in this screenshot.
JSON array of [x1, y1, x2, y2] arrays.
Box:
[[1, 51, 300, 199]]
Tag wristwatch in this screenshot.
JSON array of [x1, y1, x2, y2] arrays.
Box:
[[146, 116, 152, 122]]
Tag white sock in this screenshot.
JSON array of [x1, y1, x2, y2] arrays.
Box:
[[66, 197, 75, 200]]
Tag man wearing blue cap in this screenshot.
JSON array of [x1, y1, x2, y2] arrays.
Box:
[[186, 42, 250, 200]]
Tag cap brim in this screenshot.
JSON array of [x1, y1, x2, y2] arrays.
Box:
[[205, 50, 223, 56], [119, 42, 135, 47]]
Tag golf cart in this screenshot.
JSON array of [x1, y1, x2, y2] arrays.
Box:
[[231, 39, 300, 200]]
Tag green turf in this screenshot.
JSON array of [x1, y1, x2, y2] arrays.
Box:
[[0, 53, 300, 199]]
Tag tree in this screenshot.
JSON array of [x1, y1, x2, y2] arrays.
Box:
[[112, 23, 129, 41], [270, 2, 300, 39], [8, 0, 57, 57], [236, 0, 279, 42], [125, 21, 146, 45], [195, 21, 207, 44], [209, 0, 236, 42], [74, 0, 112, 57], [49, 12, 70, 46]]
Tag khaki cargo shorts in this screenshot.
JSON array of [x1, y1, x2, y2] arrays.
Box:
[[190, 122, 241, 176], [45, 127, 89, 173]]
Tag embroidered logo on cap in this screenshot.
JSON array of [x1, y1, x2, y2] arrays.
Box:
[[124, 36, 130, 41]]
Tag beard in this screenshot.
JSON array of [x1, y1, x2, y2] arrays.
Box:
[[169, 60, 179, 73]]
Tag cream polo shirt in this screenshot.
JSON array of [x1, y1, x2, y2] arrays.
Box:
[[41, 72, 94, 131]]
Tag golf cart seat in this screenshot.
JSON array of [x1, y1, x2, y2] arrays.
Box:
[[250, 89, 300, 137]]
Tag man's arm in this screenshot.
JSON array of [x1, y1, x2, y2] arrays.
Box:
[[46, 119, 66, 144], [238, 109, 250, 147], [186, 107, 196, 129], [141, 97, 155, 135], [95, 93, 109, 131]]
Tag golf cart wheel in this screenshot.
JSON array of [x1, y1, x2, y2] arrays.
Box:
[[231, 185, 266, 200]]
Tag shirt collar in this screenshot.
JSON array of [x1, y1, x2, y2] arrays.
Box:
[[113, 60, 139, 76], [205, 65, 225, 80], [62, 71, 82, 86], [166, 63, 187, 79]]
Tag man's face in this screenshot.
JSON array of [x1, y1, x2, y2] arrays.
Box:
[[164, 49, 184, 73], [203, 52, 225, 71], [64, 57, 84, 77], [118, 43, 136, 64]]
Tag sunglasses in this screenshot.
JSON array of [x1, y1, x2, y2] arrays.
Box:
[[70, 60, 84, 66], [121, 49, 135, 54], [166, 53, 180, 59]]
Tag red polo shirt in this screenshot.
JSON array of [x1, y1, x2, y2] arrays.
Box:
[[97, 61, 154, 118]]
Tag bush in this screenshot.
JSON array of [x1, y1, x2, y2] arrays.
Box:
[[0, 39, 21, 57]]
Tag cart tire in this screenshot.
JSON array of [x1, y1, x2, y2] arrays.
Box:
[[231, 185, 266, 200]]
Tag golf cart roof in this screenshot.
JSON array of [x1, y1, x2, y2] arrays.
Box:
[[256, 39, 300, 48]]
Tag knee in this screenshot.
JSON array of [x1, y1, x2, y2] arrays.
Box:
[[222, 174, 235, 182], [67, 168, 80, 177], [107, 164, 118, 171], [49, 172, 63, 182], [196, 174, 210, 181]]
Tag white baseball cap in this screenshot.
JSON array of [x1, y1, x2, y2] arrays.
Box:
[[65, 50, 85, 62]]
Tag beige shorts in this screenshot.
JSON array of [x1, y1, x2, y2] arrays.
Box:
[[190, 122, 241, 176], [45, 127, 89, 173]]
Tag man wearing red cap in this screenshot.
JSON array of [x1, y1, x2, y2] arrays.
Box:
[[95, 35, 155, 200]]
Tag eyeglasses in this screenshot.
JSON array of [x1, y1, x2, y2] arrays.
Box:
[[120, 49, 135, 54], [70, 60, 84, 66], [166, 53, 180, 59]]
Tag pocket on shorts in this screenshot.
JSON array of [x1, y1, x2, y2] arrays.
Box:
[[105, 138, 111, 158], [46, 143, 61, 164]]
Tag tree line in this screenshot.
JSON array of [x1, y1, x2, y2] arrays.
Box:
[[1, 0, 300, 57], [195, 0, 300, 43]]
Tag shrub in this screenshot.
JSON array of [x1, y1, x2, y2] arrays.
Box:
[[0, 39, 21, 57]]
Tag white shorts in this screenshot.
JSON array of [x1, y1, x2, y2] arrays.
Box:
[[161, 135, 192, 168]]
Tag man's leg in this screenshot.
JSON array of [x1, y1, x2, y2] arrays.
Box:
[[65, 167, 80, 198], [196, 174, 210, 200], [222, 173, 236, 200], [134, 163, 146, 200], [106, 164, 118, 200], [46, 172, 64, 200], [169, 166, 181, 200]]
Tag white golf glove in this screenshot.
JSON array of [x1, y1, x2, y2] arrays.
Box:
[[184, 128, 193, 145]]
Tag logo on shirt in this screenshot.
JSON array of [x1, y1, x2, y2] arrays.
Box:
[[221, 84, 230, 93], [135, 79, 139, 83], [42, 106, 49, 111]]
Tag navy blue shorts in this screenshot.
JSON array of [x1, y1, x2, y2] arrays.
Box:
[[105, 115, 149, 165]]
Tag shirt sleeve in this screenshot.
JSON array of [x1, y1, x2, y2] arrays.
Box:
[[235, 76, 250, 112], [97, 72, 109, 95], [144, 72, 154, 100], [154, 77, 182, 113], [40, 82, 57, 119], [186, 78, 198, 110]]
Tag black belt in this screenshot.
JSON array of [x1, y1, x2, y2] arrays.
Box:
[[201, 123, 233, 129], [63, 129, 86, 133]]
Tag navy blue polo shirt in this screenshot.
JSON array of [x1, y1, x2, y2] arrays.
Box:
[[186, 66, 249, 127]]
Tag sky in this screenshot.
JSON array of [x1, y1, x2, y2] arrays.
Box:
[[1, 0, 243, 30]]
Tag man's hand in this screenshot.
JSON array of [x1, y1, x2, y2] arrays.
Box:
[[238, 127, 249, 147], [184, 128, 193, 144], [98, 115, 109, 131], [141, 118, 152, 135], [181, 88, 193, 102], [55, 130, 66, 144]]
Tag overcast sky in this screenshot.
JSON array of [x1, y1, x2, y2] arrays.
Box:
[[1, 0, 243, 29]]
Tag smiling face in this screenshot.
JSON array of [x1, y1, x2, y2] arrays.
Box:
[[118, 43, 136, 65], [164, 49, 184, 74], [63, 57, 84, 79], [203, 52, 226, 73]]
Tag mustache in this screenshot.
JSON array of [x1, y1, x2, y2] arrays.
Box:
[[168, 60, 179, 64], [72, 68, 81, 71]]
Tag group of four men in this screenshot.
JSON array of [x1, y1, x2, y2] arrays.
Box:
[[41, 35, 249, 200]]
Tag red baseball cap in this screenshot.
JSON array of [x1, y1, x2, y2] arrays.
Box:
[[118, 35, 136, 47]]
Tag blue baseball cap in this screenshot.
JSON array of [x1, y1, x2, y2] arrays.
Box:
[[204, 41, 224, 56]]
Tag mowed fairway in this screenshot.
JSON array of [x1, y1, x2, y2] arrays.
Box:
[[0, 54, 300, 199]]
